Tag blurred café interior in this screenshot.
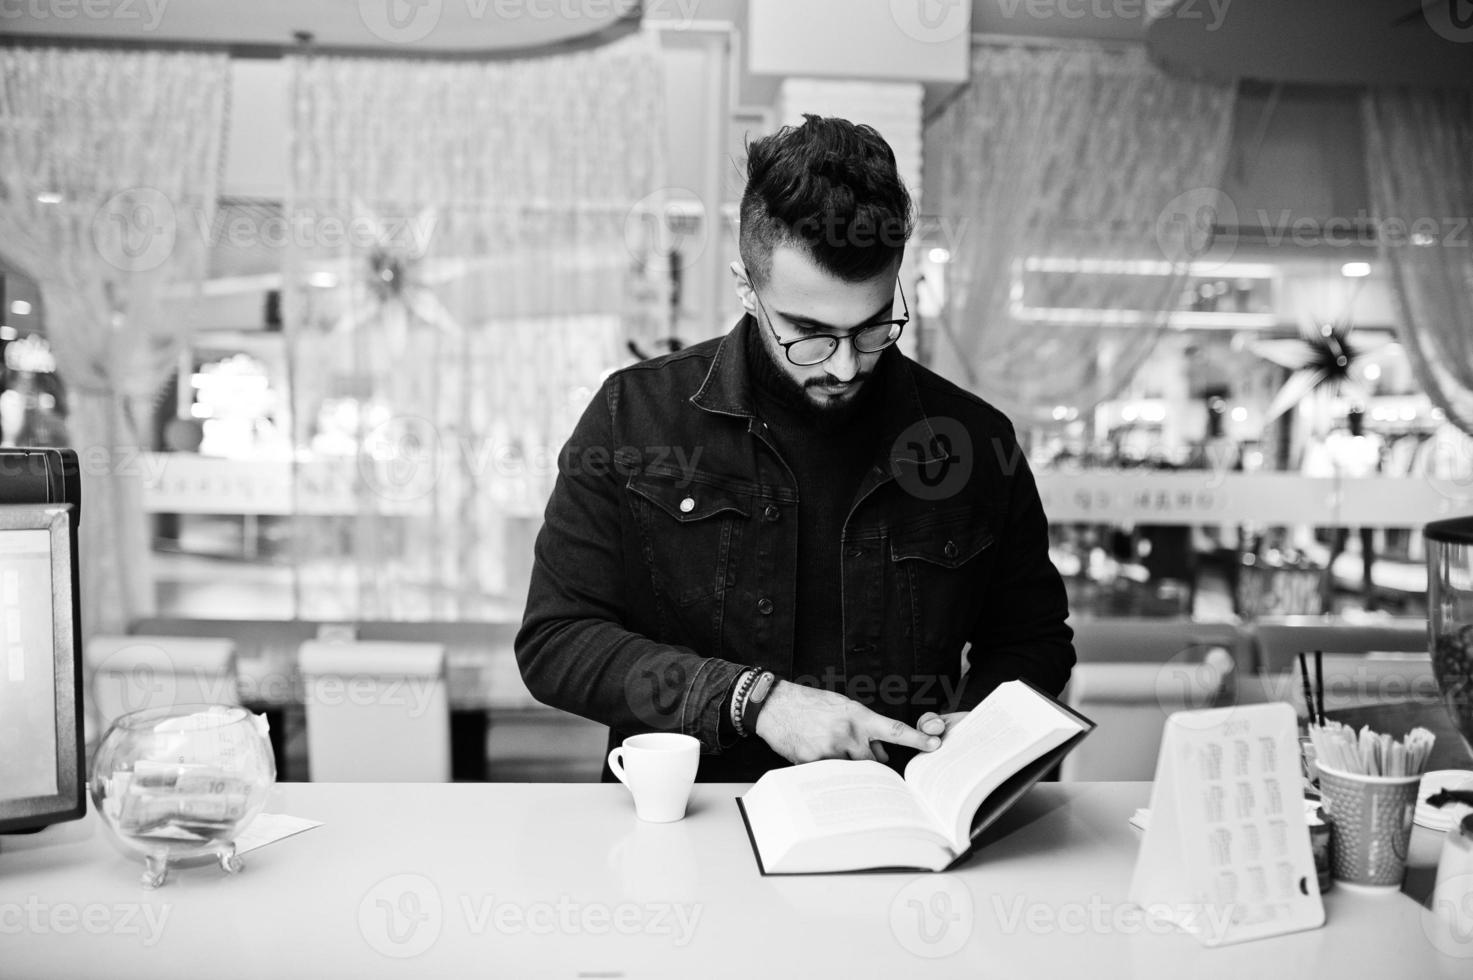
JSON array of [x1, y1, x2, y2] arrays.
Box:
[[1, 0, 1471, 785]]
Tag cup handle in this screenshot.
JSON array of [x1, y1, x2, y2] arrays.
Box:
[[608, 747, 627, 785]]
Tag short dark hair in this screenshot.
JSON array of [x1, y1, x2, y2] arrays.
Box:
[[738, 114, 914, 288]]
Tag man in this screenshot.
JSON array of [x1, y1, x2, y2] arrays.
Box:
[[516, 114, 1073, 782]]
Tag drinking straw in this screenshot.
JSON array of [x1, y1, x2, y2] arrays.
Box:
[[1307, 721, 1438, 777], [1298, 651, 1319, 726], [1313, 649, 1325, 724]]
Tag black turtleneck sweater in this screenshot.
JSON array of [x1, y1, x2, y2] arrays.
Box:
[[743, 320, 888, 689]]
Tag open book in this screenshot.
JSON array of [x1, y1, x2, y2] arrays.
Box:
[[736, 680, 1094, 874]]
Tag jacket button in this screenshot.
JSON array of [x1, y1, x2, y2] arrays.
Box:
[[943, 540, 959, 559], [679, 497, 695, 514], [757, 597, 774, 615], [763, 504, 780, 522]]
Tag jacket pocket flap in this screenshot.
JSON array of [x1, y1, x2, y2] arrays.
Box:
[[890, 513, 994, 567], [627, 474, 750, 523]]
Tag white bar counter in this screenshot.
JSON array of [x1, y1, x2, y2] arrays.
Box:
[[2, 782, 1466, 978]]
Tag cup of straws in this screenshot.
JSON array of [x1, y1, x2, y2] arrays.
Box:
[[1308, 719, 1437, 891]]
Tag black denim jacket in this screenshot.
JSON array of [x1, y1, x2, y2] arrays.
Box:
[[515, 316, 1074, 781]]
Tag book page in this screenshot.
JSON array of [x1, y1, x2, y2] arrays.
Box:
[[741, 759, 954, 873], [748, 759, 941, 839], [903, 681, 1082, 850]]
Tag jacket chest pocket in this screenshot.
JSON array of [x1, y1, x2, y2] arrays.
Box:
[[627, 472, 750, 607], [889, 508, 994, 652]]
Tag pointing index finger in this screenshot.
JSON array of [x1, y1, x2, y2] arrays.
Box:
[[866, 712, 941, 752]]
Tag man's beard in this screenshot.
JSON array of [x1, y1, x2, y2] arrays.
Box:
[[761, 344, 887, 432]]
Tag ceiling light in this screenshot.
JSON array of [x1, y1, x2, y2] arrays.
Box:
[[1341, 262, 1371, 278]]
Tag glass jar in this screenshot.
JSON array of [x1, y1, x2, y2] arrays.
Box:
[[90, 703, 275, 888], [1425, 517, 1473, 760]]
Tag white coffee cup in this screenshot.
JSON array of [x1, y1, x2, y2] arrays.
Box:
[[608, 733, 700, 822]]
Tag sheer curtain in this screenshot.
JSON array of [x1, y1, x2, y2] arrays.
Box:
[[924, 43, 1238, 423], [285, 33, 665, 620], [0, 48, 228, 635], [1362, 87, 1473, 438]]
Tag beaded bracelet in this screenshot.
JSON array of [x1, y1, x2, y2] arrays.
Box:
[[730, 668, 759, 738]]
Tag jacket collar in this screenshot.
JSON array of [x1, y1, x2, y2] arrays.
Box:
[[689, 314, 948, 467]]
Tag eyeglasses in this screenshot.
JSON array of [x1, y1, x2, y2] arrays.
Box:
[[752, 279, 909, 367]]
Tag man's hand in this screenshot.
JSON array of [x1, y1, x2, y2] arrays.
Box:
[[916, 711, 969, 741], [753, 681, 941, 765]]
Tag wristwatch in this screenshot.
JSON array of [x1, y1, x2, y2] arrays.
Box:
[[740, 671, 778, 736]]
